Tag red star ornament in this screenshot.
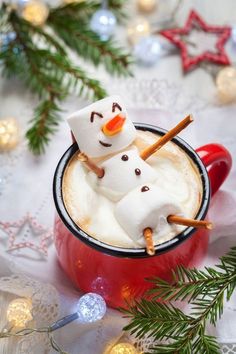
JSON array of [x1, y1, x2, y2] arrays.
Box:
[[160, 10, 231, 72]]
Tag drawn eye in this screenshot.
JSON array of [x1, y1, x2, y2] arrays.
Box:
[[112, 102, 122, 113], [90, 111, 103, 123]]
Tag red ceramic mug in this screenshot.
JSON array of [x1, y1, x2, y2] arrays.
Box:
[[53, 123, 232, 308]]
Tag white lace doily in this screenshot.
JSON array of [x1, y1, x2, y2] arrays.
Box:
[[0, 271, 59, 354], [108, 78, 211, 113]]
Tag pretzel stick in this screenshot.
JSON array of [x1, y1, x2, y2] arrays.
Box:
[[78, 152, 104, 178], [167, 215, 213, 230], [140, 115, 194, 160], [143, 227, 155, 256]]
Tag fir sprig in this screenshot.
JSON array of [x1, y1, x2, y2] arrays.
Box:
[[48, 18, 132, 76], [48, 1, 132, 76], [0, 1, 131, 154], [49, 0, 127, 23], [26, 95, 61, 155], [122, 247, 236, 354]]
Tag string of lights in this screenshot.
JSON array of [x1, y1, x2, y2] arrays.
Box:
[[1, 293, 141, 353]]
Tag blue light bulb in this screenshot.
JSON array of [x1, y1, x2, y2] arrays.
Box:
[[231, 26, 236, 45], [90, 9, 117, 41], [134, 35, 163, 66]]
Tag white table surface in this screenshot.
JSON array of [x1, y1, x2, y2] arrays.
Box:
[[1, 1, 236, 353]]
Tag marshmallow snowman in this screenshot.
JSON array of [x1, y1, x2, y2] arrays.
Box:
[[67, 95, 136, 158], [115, 184, 183, 245], [88, 147, 157, 201], [67, 96, 184, 248]]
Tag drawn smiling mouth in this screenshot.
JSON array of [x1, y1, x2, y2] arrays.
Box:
[[99, 140, 112, 147]]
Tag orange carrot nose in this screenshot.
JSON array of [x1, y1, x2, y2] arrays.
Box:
[[102, 114, 126, 136]]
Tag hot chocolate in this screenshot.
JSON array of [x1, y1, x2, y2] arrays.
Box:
[[62, 129, 202, 248], [53, 94, 232, 307]]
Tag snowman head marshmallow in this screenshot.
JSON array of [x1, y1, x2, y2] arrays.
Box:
[[67, 95, 136, 158]]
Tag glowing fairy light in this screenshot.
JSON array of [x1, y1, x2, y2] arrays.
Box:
[[77, 292, 107, 323], [109, 343, 138, 354], [49, 293, 107, 331], [21, 0, 49, 26], [0, 118, 19, 151], [7, 298, 33, 328]]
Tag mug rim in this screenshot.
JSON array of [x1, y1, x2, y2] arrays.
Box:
[[53, 123, 211, 258]]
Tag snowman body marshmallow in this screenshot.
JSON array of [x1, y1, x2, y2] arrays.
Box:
[[88, 147, 158, 201], [115, 184, 183, 246]]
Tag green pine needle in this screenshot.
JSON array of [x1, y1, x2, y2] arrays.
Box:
[[122, 300, 192, 341], [121, 247, 236, 354], [48, 8, 133, 76], [49, 0, 128, 24], [26, 96, 61, 154]]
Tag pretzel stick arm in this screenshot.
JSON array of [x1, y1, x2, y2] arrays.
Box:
[[168, 215, 213, 230], [143, 227, 155, 256], [78, 152, 104, 178], [140, 115, 193, 160]]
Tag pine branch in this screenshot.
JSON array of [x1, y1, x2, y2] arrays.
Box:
[[148, 247, 236, 325], [26, 94, 61, 154], [23, 47, 106, 152], [48, 10, 133, 76], [23, 20, 66, 56], [0, 6, 108, 153], [0, 1, 130, 154], [5, 11, 67, 99], [42, 51, 107, 100], [121, 247, 236, 353], [150, 333, 220, 354], [49, 0, 127, 24], [148, 266, 228, 303], [107, 0, 128, 22], [49, 0, 99, 20], [122, 300, 192, 341]]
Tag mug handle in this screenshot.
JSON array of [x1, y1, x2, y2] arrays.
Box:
[[196, 144, 232, 196]]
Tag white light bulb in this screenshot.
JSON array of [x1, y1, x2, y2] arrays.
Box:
[[77, 293, 106, 323], [21, 0, 49, 26], [0, 118, 19, 151], [127, 17, 151, 45], [109, 343, 138, 354], [216, 66, 236, 103], [7, 298, 33, 328], [137, 0, 157, 13]]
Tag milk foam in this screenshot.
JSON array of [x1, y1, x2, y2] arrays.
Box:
[[62, 130, 202, 248]]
